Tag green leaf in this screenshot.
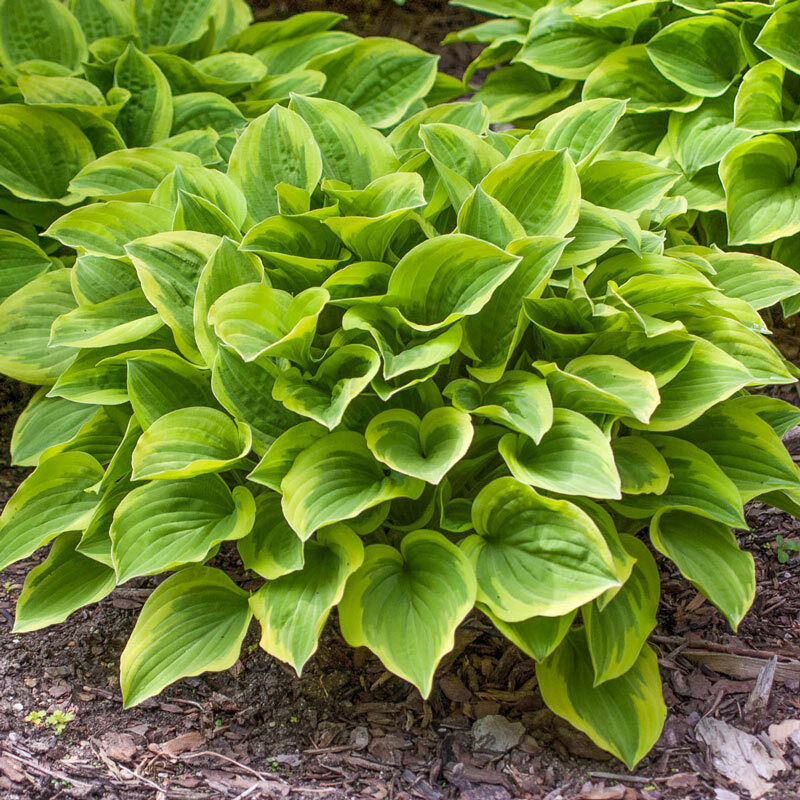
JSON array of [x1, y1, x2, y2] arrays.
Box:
[[705, 250, 800, 311], [120, 566, 252, 708], [0, 269, 77, 383], [10, 389, 98, 467], [611, 434, 746, 528], [0, 451, 103, 571], [132, 0, 217, 50], [719, 134, 800, 245], [584, 534, 659, 685], [646, 16, 744, 97], [0, 229, 52, 302], [114, 45, 172, 147], [237, 491, 304, 579], [70, 0, 135, 41], [755, 2, 800, 76], [152, 165, 247, 227], [289, 94, 399, 190], [537, 630, 666, 768], [388, 100, 489, 154], [479, 605, 576, 662], [280, 431, 424, 540], [0, 0, 87, 73], [125, 230, 220, 362], [384, 233, 520, 331], [131, 406, 251, 480], [583, 45, 702, 114], [123, 349, 219, 429], [247, 421, 327, 492], [228, 105, 322, 225], [49, 289, 164, 348], [70, 147, 201, 199], [250, 523, 363, 674], [209, 283, 327, 366], [0, 105, 94, 203], [499, 408, 621, 499], [365, 407, 473, 484], [463, 477, 621, 621], [309, 37, 438, 128], [514, 97, 627, 168], [612, 437, 669, 496], [734, 59, 800, 134], [273, 344, 380, 430], [445, 370, 553, 444], [13, 532, 115, 632], [650, 510, 754, 630], [173, 190, 240, 239], [46, 201, 173, 257], [111, 476, 255, 582], [339, 529, 476, 697], [479, 150, 580, 237], [456, 185, 526, 248]]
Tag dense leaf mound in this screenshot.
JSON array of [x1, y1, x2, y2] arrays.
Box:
[[2, 0, 800, 770], [450, 0, 800, 308]]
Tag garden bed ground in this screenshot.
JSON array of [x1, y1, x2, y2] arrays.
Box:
[[1, 3, 800, 798]]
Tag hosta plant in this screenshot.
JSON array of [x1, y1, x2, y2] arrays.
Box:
[[447, 0, 800, 312], [3, 16, 800, 773]]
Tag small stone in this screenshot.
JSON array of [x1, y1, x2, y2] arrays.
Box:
[[101, 732, 137, 762], [471, 715, 524, 753], [11, 702, 23, 713], [349, 725, 370, 750]]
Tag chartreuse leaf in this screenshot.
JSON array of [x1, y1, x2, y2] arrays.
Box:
[[237, 491, 304, 580], [479, 150, 580, 237], [228, 105, 322, 225], [480, 606, 576, 662], [273, 344, 380, 430], [227, 10, 344, 52], [583, 45, 701, 113], [499, 409, 621, 500], [705, 251, 800, 311], [0, 270, 77, 383], [125, 230, 220, 362], [720, 134, 800, 246], [0, 0, 87, 74], [734, 60, 800, 134], [584, 535, 659, 685], [132, 0, 217, 50], [251, 523, 363, 674], [339, 529, 476, 697], [172, 191, 240, 239], [0, 105, 94, 203], [462, 477, 622, 621], [611, 434, 746, 528], [289, 94, 399, 190], [209, 283, 328, 366], [69, 148, 201, 199], [248, 421, 327, 493], [46, 202, 173, 257], [646, 17, 744, 98], [365, 408, 473, 484], [10, 390, 98, 467], [120, 566, 252, 708], [49, 289, 164, 348], [384, 234, 520, 331], [674, 403, 800, 503], [131, 406, 251, 480], [123, 349, 218, 428], [13, 532, 115, 633], [388, 100, 489, 154], [755, 2, 800, 75], [111, 476, 255, 582], [537, 630, 666, 768], [280, 431, 424, 540], [152, 165, 247, 227], [77, 475, 134, 565], [650, 510, 754, 630], [193, 237, 263, 368], [0, 452, 103, 572], [70, 255, 140, 305], [513, 97, 627, 167], [446, 371, 553, 444], [538, 354, 660, 423], [308, 37, 438, 128], [114, 45, 172, 147], [457, 186, 526, 247], [0, 229, 52, 301], [69, 0, 135, 40], [612, 437, 669, 496], [450, 0, 542, 17], [462, 236, 567, 382]]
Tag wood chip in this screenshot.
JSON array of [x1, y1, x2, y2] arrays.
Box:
[[696, 717, 786, 798], [0, 755, 25, 784], [99, 731, 137, 762], [743, 656, 777, 727], [152, 731, 205, 758]]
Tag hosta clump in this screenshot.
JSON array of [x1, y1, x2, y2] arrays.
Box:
[[448, 0, 800, 312], [4, 90, 800, 769]]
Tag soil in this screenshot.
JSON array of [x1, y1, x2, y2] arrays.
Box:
[[1, 3, 800, 799]]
